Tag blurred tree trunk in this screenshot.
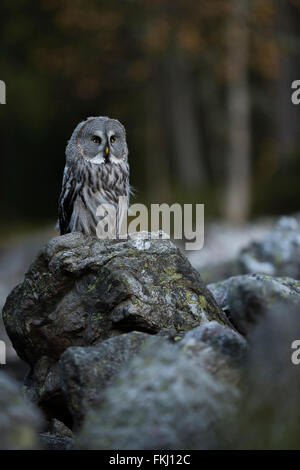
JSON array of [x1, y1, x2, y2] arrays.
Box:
[[276, 0, 299, 164], [145, 73, 172, 204], [224, 0, 251, 223], [198, 75, 225, 191], [166, 51, 207, 189]]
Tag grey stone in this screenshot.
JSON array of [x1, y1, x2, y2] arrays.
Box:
[[182, 321, 248, 363], [2, 233, 228, 422], [59, 331, 151, 428], [23, 357, 71, 427], [238, 217, 300, 279], [208, 274, 300, 336], [76, 332, 241, 450], [39, 418, 74, 450], [3, 233, 227, 367], [39, 433, 73, 450]]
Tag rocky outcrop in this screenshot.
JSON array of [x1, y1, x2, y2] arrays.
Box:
[[238, 217, 300, 279], [208, 274, 300, 335], [3, 221, 300, 450], [2, 232, 230, 427], [3, 233, 227, 364], [61, 324, 246, 433], [59, 331, 151, 428], [76, 324, 246, 450], [200, 217, 300, 284]]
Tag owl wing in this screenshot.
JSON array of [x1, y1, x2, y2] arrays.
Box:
[[58, 165, 77, 235]]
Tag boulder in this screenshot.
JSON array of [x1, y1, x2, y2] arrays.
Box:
[[182, 321, 247, 365], [59, 331, 151, 428], [197, 217, 300, 284], [76, 323, 245, 450], [2, 232, 228, 423], [3, 233, 227, 365], [61, 325, 246, 430], [208, 274, 300, 336], [238, 217, 300, 279]]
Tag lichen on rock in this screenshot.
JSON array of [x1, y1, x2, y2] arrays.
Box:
[[2, 232, 229, 424]]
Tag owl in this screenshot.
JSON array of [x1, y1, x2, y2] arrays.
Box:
[[58, 116, 130, 238]]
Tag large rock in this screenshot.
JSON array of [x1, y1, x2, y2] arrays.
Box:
[[2, 232, 228, 423], [59, 331, 151, 428], [3, 233, 227, 365], [61, 325, 246, 431], [238, 217, 300, 279], [76, 324, 245, 450], [0, 371, 41, 450], [196, 217, 300, 284], [208, 274, 300, 336]]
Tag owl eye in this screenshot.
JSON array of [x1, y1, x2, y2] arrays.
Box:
[[92, 136, 101, 144], [110, 135, 116, 144]]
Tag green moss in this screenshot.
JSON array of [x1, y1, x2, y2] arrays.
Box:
[[198, 295, 208, 310], [88, 283, 96, 293], [185, 291, 199, 305], [163, 266, 182, 281], [163, 266, 176, 276], [88, 278, 101, 293]]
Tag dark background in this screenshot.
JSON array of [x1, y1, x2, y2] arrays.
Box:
[[0, 0, 300, 235]]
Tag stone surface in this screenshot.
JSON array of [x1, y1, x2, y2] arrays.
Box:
[[61, 325, 246, 430], [182, 321, 247, 364], [3, 220, 300, 450], [238, 217, 300, 279], [39, 418, 74, 450], [208, 274, 300, 336], [195, 217, 300, 284], [59, 331, 151, 428], [2, 233, 228, 422], [0, 371, 41, 450], [3, 233, 227, 367], [23, 357, 71, 426], [76, 325, 244, 450]]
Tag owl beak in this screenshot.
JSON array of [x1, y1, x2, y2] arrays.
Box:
[[104, 145, 110, 163]]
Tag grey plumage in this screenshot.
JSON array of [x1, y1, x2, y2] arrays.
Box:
[[58, 116, 129, 237]]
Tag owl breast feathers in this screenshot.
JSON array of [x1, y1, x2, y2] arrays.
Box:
[[58, 116, 130, 237]]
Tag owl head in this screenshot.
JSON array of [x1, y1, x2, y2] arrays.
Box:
[[66, 116, 128, 165]]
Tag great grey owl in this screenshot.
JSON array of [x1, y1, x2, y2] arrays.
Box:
[[58, 116, 130, 237]]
